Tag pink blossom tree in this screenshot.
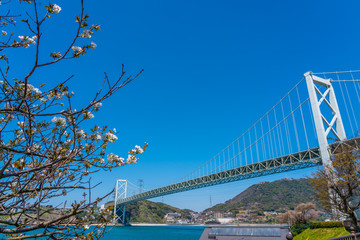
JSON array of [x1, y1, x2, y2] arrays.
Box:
[[0, 0, 146, 238]]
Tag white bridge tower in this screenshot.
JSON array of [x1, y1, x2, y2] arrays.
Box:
[[114, 179, 128, 224], [305, 71, 346, 167]]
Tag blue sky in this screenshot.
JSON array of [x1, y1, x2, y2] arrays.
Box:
[[5, 0, 360, 212]]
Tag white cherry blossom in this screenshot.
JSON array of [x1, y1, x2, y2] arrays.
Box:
[[91, 42, 97, 49], [53, 4, 61, 14]]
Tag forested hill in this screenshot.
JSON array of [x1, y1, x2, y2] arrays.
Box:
[[126, 200, 194, 223], [106, 200, 194, 223], [204, 178, 319, 213]]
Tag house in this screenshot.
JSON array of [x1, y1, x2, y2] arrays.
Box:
[[236, 210, 250, 221], [164, 213, 181, 222], [214, 212, 224, 218], [264, 211, 278, 216]]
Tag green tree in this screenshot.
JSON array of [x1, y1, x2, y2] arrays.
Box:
[[308, 144, 360, 228], [0, 0, 146, 239]]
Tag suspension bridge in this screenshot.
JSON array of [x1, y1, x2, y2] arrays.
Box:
[[113, 71, 360, 224]]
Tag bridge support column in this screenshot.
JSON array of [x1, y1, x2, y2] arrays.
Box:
[[114, 179, 128, 225], [304, 71, 346, 168]]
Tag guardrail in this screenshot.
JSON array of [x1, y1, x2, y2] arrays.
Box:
[[327, 233, 360, 240]]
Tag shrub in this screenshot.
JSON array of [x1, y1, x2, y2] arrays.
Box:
[[310, 221, 343, 229], [291, 221, 343, 236]]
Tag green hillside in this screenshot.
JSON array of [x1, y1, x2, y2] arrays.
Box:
[[106, 200, 194, 223], [204, 178, 319, 213], [293, 228, 350, 240], [106, 178, 321, 223], [125, 200, 194, 223]]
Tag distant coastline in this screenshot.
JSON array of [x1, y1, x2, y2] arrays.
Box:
[[109, 223, 287, 227]]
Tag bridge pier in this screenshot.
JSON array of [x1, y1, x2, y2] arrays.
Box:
[[114, 204, 129, 225]]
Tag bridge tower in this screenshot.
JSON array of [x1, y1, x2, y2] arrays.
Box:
[[114, 179, 128, 224], [304, 72, 346, 168]]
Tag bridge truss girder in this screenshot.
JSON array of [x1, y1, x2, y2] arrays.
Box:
[[117, 147, 322, 205], [116, 138, 360, 207]]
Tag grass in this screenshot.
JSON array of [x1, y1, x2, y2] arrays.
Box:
[[293, 227, 350, 240]]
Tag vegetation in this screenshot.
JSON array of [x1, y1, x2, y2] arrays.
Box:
[[0, 0, 145, 239], [293, 227, 350, 240], [279, 202, 319, 227], [105, 179, 326, 225], [291, 221, 344, 236], [309, 144, 360, 228], [125, 200, 194, 223], [205, 178, 320, 214]]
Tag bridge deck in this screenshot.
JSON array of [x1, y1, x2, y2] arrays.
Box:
[[117, 148, 322, 205]]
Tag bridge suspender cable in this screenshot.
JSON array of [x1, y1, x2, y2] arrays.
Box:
[[297, 87, 309, 149], [337, 73, 355, 135]]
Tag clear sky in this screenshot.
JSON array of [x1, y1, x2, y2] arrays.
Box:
[[6, 0, 360, 212]]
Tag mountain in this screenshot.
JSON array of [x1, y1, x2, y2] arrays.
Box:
[[203, 178, 319, 213], [106, 200, 195, 223], [106, 178, 320, 223], [126, 200, 194, 223]]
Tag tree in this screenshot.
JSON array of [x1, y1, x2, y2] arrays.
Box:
[[0, 0, 146, 239], [308, 143, 360, 228], [278, 202, 318, 227]]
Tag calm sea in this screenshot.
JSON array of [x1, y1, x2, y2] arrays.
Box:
[[0, 225, 204, 239], [101, 226, 205, 240]]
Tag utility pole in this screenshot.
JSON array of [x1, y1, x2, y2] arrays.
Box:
[[209, 195, 212, 208]]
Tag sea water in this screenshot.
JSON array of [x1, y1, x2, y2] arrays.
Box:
[[101, 226, 205, 240], [0, 225, 204, 239]]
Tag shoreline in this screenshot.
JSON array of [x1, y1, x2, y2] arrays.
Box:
[[110, 223, 287, 227]]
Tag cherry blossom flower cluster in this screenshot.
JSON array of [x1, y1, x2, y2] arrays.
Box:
[[130, 145, 145, 154], [51, 116, 66, 127], [45, 3, 62, 14], [17, 35, 37, 48], [82, 29, 91, 39], [104, 132, 118, 143], [126, 144, 148, 164], [26, 143, 41, 153], [107, 153, 124, 166], [93, 101, 102, 110], [71, 46, 83, 53], [126, 154, 138, 163], [76, 129, 86, 138], [52, 4, 61, 14], [83, 111, 94, 119], [20, 83, 42, 94]]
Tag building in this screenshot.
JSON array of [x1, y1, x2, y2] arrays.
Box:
[[214, 212, 224, 218], [164, 213, 181, 222], [264, 211, 278, 216], [215, 218, 236, 224], [236, 210, 250, 221]]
